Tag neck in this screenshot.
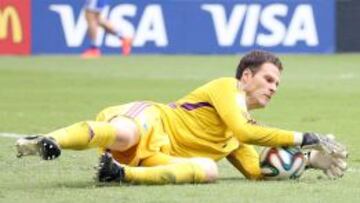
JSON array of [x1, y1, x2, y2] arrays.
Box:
[[237, 80, 259, 111]]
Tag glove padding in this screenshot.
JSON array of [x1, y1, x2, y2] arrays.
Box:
[[306, 149, 348, 179], [301, 133, 348, 158]]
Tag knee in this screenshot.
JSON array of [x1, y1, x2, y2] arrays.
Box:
[[109, 117, 140, 151], [190, 158, 218, 183]]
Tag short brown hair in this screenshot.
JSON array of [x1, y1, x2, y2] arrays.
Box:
[[235, 50, 283, 79]]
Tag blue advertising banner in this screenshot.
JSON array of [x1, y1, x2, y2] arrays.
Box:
[[32, 0, 335, 54]]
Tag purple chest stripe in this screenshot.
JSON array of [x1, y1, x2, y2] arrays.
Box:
[[180, 102, 213, 111]]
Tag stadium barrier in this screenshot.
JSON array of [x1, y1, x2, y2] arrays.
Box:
[[336, 0, 360, 52], [1, 0, 335, 55]]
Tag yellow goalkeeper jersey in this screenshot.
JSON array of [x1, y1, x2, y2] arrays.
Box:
[[155, 77, 295, 161]]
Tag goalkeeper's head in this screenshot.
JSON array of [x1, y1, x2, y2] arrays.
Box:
[[236, 50, 283, 110]]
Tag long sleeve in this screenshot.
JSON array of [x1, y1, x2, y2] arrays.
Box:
[[207, 78, 295, 146]]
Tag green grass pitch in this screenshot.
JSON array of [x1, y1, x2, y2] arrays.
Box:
[[0, 54, 359, 203]]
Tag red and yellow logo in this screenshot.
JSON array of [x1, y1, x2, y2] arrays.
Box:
[[0, 6, 23, 43], [0, 0, 31, 55]]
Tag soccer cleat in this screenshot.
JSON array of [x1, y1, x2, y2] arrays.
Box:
[[81, 47, 102, 59], [121, 37, 132, 56], [96, 152, 125, 183], [15, 136, 61, 160]]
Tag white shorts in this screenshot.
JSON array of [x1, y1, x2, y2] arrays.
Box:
[[84, 0, 109, 12]]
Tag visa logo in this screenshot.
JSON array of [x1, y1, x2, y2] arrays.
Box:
[[49, 4, 168, 47], [202, 4, 319, 47]]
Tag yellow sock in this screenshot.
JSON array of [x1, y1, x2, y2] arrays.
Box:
[[123, 162, 207, 184], [46, 121, 117, 150]]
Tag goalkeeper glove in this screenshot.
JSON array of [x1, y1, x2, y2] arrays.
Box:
[[305, 149, 348, 179], [301, 133, 348, 158]]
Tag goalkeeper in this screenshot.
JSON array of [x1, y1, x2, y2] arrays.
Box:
[[15, 50, 348, 184]]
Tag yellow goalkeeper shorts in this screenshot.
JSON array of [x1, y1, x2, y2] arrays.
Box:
[[96, 101, 170, 166]]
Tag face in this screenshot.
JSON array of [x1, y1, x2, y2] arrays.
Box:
[[240, 62, 281, 110]]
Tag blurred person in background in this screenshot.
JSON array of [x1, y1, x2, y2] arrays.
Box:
[[82, 0, 132, 58]]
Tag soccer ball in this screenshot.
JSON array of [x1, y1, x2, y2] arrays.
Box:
[[259, 147, 306, 180]]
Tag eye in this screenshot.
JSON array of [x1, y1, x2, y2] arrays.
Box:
[[265, 76, 274, 83], [265, 75, 279, 87]]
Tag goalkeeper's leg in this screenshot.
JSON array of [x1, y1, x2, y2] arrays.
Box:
[[15, 116, 139, 160], [96, 152, 218, 184]]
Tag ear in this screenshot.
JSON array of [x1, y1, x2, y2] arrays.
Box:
[[241, 68, 253, 82]]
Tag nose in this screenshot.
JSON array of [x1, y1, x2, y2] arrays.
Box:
[[269, 83, 277, 94]]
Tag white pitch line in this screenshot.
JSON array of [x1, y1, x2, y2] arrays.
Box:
[[0, 132, 26, 139]]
